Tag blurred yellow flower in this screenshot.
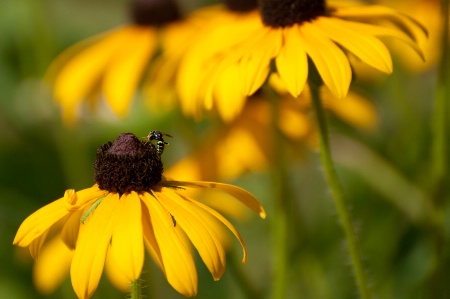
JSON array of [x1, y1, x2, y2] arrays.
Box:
[[13, 133, 265, 298], [145, 1, 259, 114], [167, 84, 377, 182], [176, 0, 425, 122], [47, 0, 183, 124], [144, 7, 222, 110]]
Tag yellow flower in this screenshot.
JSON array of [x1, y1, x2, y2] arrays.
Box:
[[13, 133, 265, 298], [176, 0, 425, 121], [47, 0, 183, 124]]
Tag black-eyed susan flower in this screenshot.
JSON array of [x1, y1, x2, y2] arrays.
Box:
[[47, 0, 182, 123], [176, 0, 426, 121], [13, 132, 265, 298]]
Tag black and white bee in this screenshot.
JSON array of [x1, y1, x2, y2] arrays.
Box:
[[144, 130, 172, 155]]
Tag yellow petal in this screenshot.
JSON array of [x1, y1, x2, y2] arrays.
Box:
[[238, 28, 281, 95], [103, 26, 157, 116], [316, 17, 392, 73], [33, 236, 73, 295], [164, 157, 202, 181], [321, 88, 378, 130], [13, 197, 68, 247], [212, 63, 247, 122], [108, 192, 144, 282], [52, 27, 129, 118], [332, 4, 428, 42], [276, 25, 308, 97], [163, 181, 266, 219], [60, 210, 83, 250], [214, 128, 267, 179], [331, 19, 425, 61], [154, 189, 226, 280], [66, 185, 105, 212], [70, 193, 118, 299], [141, 201, 164, 269], [104, 245, 132, 293], [185, 196, 249, 264], [28, 229, 50, 260], [299, 21, 352, 98], [142, 192, 198, 297], [175, 43, 209, 118], [278, 104, 312, 140]]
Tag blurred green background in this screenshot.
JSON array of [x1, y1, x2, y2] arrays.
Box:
[[1, 0, 448, 298]]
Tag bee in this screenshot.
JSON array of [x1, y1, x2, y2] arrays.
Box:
[[143, 130, 172, 155]]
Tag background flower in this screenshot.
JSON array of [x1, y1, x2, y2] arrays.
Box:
[[175, 0, 426, 122], [47, 0, 183, 124]]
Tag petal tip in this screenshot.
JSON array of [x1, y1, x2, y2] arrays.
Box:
[[259, 209, 267, 219]]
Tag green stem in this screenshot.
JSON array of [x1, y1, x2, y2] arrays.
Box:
[[309, 83, 371, 299], [428, 0, 450, 297], [131, 279, 142, 299], [431, 0, 450, 199], [267, 88, 289, 299]]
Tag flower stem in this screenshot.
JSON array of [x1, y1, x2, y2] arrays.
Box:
[[431, 0, 450, 199], [131, 279, 142, 299], [428, 0, 450, 296], [309, 82, 371, 299], [266, 87, 289, 299]]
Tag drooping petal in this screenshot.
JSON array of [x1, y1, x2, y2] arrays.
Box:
[[13, 197, 68, 247], [103, 26, 157, 116], [185, 196, 249, 264], [276, 25, 308, 97], [332, 4, 428, 42], [154, 189, 226, 280], [162, 181, 266, 218], [70, 193, 118, 299], [33, 236, 73, 295], [329, 19, 425, 60], [141, 192, 198, 297], [316, 17, 392, 73], [108, 192, 144, 282], [299, 21, 352, 98]]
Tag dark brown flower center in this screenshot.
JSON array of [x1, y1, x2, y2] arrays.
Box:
[[259, 0, 326, 28], [224, 0, 258, 12], [131, 0, 182, 26], [94, 133, 163, 195]]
